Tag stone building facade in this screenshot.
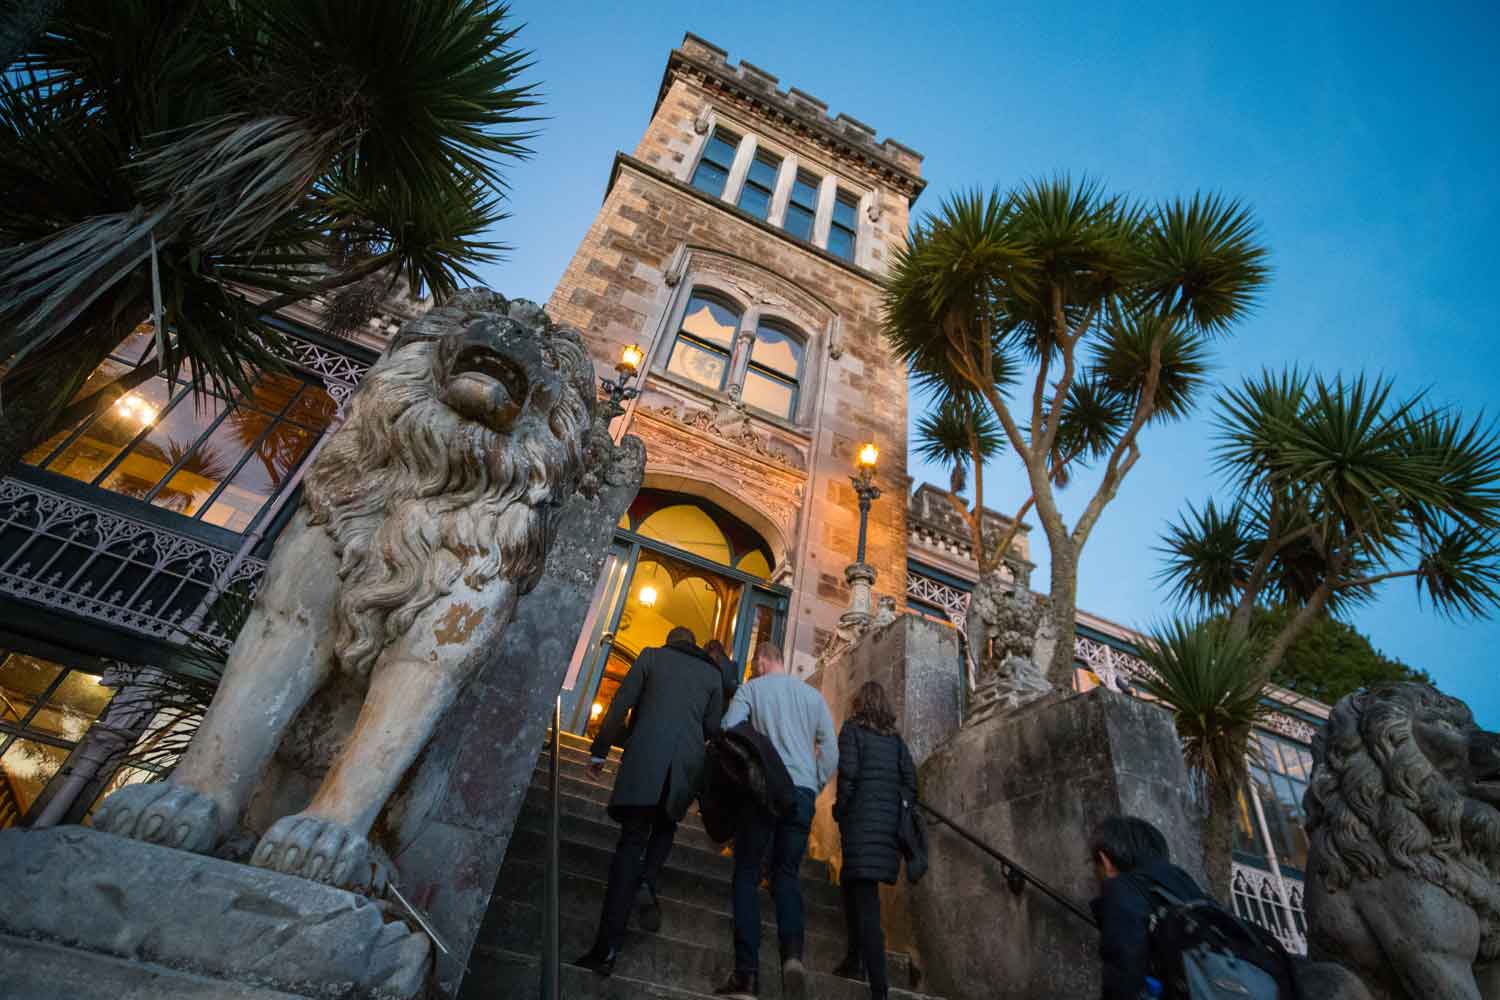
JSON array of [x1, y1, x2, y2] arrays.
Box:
[[545, 33, 925, 722]]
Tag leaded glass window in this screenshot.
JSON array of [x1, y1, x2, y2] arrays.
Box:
[[666, 293, 740, 392], [737, 148, 781, 221], [742, 321, 803, 420], [0, 651, 115, 829], [691, 127, 740, 198], [783, 170, 820, 242], [828, 188, 859, 261]]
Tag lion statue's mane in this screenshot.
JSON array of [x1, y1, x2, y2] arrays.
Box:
[[1305, 682, 1500, 960], [301, 295, 594, 678]]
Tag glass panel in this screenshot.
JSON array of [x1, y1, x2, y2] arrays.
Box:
[[746, 152, 780, 190], [691, 159, 730, 197], [25, 669, 112, 742], [248, 372, 302, 416], [833, 191, 858, 229], [149, 403, 258, 516], [784, 203, 815, 242], [0, 738, 67, 819], [43, 377, 175, 485], [635, 504, 732, 566], [201, 420, 316, 531], [735, 549, 771, 579], [615, 550, 743, 655], [704, 131, 739, 167], [742, 370, 794, 419], [828, 226, 855, 262], [737, 183, 771, 220], [791, 172, 820, 209], [680, 296, 740, 347], [666, 340, 729, 391], [98, 386, 227, 501], [0, 653, 63, 725], [86, 765, 157, 819], [743, 602, 776, 681], [284, 384, 337, 432], [751, 325, 803, 376]]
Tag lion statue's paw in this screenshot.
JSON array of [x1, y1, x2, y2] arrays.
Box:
[[251, 812, 389, 896], [90, 781, 220, 854]]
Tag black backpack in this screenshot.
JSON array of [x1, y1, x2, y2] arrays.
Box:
[[1134, 876, 1298, 1000]]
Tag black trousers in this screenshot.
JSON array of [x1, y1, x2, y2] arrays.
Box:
[[841, 877, 888, 991], [591, 804, 678, 954]]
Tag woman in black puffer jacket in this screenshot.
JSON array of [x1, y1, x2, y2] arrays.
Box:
[[831, 681, 917, 1000]]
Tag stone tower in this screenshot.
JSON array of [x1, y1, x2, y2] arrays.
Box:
[[547, 33, 926, 678]]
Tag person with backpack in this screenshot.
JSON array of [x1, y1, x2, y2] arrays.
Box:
[[830, 681, 917, 1000], [1090, 815, 1294, 1000]]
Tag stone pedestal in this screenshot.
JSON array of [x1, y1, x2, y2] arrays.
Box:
[[840, 561, 877, 630], [910, 688, 1203, 1000], [0, 826, 428, 999], [386, 432, 643, 996]]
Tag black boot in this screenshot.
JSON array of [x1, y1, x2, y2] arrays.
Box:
[[780, 937, 807, 1000], [712, 970, 758, 998], [569, 946, 615, 977], [831, 954, 865, 981]]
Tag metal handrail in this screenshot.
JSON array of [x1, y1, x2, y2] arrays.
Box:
[[539, 697, 561, 999], [918, 799, 1099, 929]]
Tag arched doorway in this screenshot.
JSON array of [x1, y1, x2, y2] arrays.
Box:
[[559, 489, 789, 739]]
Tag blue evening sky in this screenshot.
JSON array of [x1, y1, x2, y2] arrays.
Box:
[[478, 2, 1500, 724]]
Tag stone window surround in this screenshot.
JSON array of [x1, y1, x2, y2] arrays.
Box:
[[651, 273, 824, 431], [683, 107, 877, 269]]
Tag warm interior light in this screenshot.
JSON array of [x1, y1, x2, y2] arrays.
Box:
[[113, 393, 157, 426], [857, 442, 879, 469], [637, 585, 658, 608], [619, 343, 644, 374], [590, 701, 604, 719]]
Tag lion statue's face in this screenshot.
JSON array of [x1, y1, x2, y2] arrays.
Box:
[[302, 291, 596, 678], [1307, 682, 1500, 957]]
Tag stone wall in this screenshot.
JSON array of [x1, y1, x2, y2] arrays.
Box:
[[912, 690, 1204, 1000], [545, 36, 921, 678]]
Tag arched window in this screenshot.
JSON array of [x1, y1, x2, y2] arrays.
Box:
[[742, 320, 803, 420], [666, 291, 740, 392]]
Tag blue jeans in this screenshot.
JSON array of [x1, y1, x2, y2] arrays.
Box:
[[731, 786, 816, 973]]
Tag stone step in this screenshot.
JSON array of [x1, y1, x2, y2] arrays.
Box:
[[469, 932, 942, 1000], [513, 785, 831, 883], [480, 881, 915, 989], [527, 772, 716, 839], [502, 827, 845, 920]]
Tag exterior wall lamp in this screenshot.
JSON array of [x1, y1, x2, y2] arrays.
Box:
[[600, 343, 644, 420]]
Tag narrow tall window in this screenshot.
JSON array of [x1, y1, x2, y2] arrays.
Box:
[[741, 321, 803, 420], [667, 292, 740, 392], [736, 148, 781, 220], [690, 127, 740, 198], [783, 170, 820, 242], [828, 188, 859, 261]]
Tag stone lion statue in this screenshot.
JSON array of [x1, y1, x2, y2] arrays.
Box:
[[94, 290, 595, 896], [963, 572, 1052, 716], [1304, 681, 1500, 999]]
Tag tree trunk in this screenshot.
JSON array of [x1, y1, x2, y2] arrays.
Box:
[[0, 327, 124, 478], [1044, 536, 1080, 689], [1203, 777, 1238, 903]]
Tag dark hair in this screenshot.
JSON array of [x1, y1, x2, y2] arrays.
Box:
[[1090, 815, 1169, 873], [666, 626, 697, 648], [848, 680, 897, 736]]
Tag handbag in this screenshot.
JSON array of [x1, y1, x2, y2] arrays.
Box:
[[895, 735, 929, 883]]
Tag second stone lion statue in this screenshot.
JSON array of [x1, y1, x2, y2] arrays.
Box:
[[94, 290, 595, 895], [1304, 681, 1500, 1000]]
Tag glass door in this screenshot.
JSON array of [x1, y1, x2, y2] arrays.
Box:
[[732, 586, 788, 682]]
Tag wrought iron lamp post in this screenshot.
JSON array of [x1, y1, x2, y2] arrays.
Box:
[[841, 442, 882, 629], [599, 343, 644, 420]]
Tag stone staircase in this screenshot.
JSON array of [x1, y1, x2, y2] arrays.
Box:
[[460, 732, 944, 999]]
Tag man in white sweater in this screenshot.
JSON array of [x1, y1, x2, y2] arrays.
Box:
[[713, 643, 838, 1000]]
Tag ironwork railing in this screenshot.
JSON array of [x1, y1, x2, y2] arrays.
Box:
[[1231, 862, 1308, 956], [540, 696, 561, 999], [0, 478, 265, 649], [918, 799, 1098, 928]]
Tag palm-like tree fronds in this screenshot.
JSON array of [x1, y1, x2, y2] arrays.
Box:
[[1136, 192, 1271, 334], [1092, 311, 1211, 423], [915, 392, 1005, 471], [1156, 500, 1256, 612]]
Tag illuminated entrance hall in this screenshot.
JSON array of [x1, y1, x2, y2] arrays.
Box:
[[561, 489, 786, 739]]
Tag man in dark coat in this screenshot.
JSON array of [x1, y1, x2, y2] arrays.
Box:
[[1089, 815, 1206, 1000], [573, 627, 724, 975]]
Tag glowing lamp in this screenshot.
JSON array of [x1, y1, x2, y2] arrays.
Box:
[[857, 442, 879, 470], [638, 585, 658, 608], [113, 393, 158, 426], [590, 702, 604, 720], [618, 344, 644, 375]]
